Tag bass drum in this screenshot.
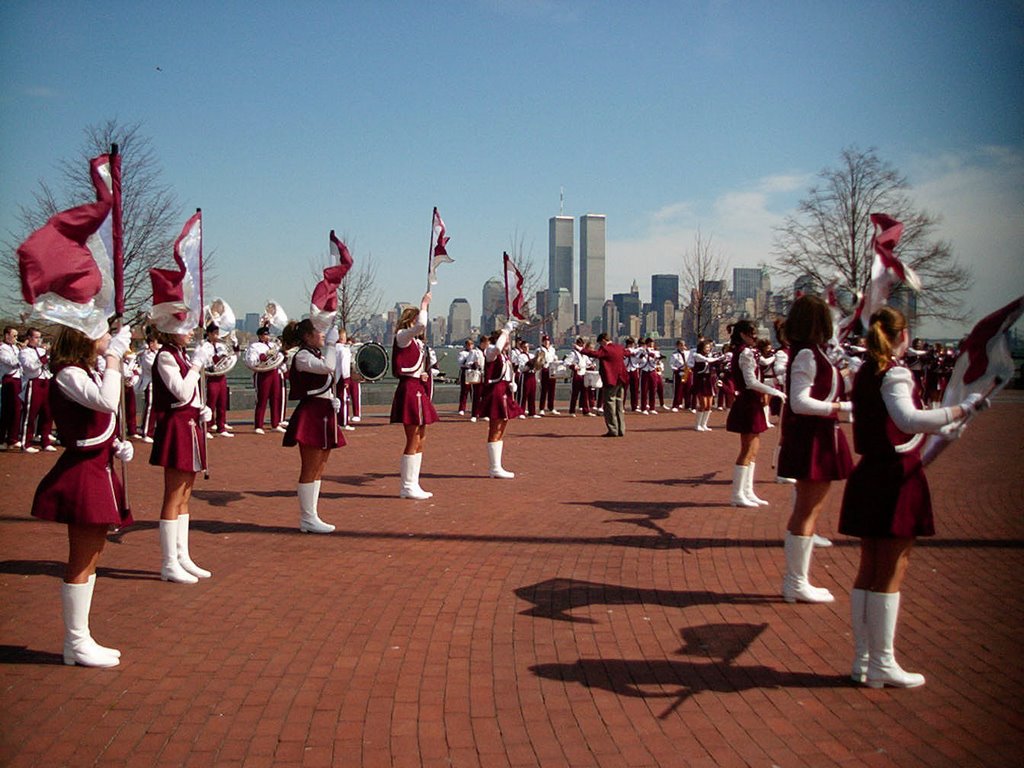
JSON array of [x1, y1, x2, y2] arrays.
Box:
[[353, 342, 389, 382]]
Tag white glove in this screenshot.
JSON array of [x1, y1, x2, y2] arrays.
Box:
[[199, 405, 213, 423], [331, 396, 342, 413], [772, 389, 786, 401], [838, 401, 853, 414], [113, 439, 134, 463], [190, 345, 212, 370], [325, 326, 340, 345], [959, 392, 991, 416], [939, 420, 966, 441], [503, 319, 519, 334], [107, 326, 133, 360]]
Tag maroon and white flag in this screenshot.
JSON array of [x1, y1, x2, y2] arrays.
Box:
[[427, 207, 453, 286], [17, 154, 114, 339], [309, 230, 355, 331], [922, 294, 1024, 465], [90, 151, 125, 320], [859, 213, 921, 326], [149, 211, 203, 334], [503, 251, 527, 321]]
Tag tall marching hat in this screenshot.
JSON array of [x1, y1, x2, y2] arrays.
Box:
[[149, 213, 202, 335], [308, 230, 354, 332]]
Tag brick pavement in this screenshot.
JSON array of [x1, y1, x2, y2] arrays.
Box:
[[1, 399, 1022, 767]]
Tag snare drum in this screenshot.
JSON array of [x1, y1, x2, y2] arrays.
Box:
[[548, 361, 568, 378], [353, 342, 389, 381], [583, 370, 603, 389], [464, 369, 483, 385]]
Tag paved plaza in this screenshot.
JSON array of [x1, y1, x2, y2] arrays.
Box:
[[2, 398, 1023, 767]]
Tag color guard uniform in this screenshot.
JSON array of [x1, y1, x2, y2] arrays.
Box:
[[778, 344, 853, 481], [725, 344, 777, 434], [122, 352, 140, 437], [483, 336, 524, 421], [32, 363, 132, 527], [149, 344, 207, 473], [389, 311, 439, 426], [283, 344, 343, 449]]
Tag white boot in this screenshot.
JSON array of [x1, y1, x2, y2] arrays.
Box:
[[730, 465, 758, 507], [160, 520, 198, 583], [62, 578, 119, 667], [177, 514, 211, 578], [781, 532, 834, 603], [694, 411, 704, 431], [850, 588, 869, 683], [298, 481, 334, 533], [812, 533, 833, 548], [744, 462, 769, 506], [488, 441, 515, 479], [866, 591, 925, 688], [700, 411, 713, 431], [400, 454, 431, 499]]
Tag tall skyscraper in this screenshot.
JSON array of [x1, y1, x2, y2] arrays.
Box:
[[579, 214, 606, 329], [602, 300, 618, 337], [481, 277, 505, 331], [548, 216, 574, 302], [447, 298, 472, 344], [733, 267, 763, 304], [651, 274, 679, 335]]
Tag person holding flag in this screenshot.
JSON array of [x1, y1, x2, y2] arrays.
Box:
[[838, 306, 988, 688], [281, 230, 352, 534], [17, 148, 134, 667], [148, 211, 214, 584], [481, 318, 523, 478]]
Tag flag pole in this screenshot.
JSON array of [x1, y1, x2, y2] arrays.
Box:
[[503, 252, 511, 321], [196, 206, 209, 480], [110, 143, 131, 516], [426, 207, 437, 292]]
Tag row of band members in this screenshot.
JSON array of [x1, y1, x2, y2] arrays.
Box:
[[27, 291, 988, 694]]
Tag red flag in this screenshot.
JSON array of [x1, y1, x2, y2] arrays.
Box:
[[921, 295, 1023, 465], [149, 211, 202, 334], [427, 207, 453, 286], [861, 213, 921, 322], [309, 230, 355, 330], [17, 157, 112, 338], [503, 252, 527, 321]]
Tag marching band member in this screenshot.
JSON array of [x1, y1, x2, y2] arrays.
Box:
[[640, 338, 664, 414], [457, 338, 479, 416], [391, 292, 438, 499], [198, 322, 236, 437], [245, 326, 287, 434], [512, 338, 539, 418], [565, 337, 591, 417], [757, 338, 777, 427], [716, 345, 735, 410], [670, 339, 689, 412], [685, 337, 700, 412], [690, 340, 722, 431], [583, 341, 603, 414], [482, 320, 522, 478], [839, 307, 986, 688], [19, 328, 55, 453], [467, 337, 486, 421], [149, 322, 213, 583], [776, 296, 853, 604], [725, 320, 786, 507], [334, 329, 356, 431], [137, 334, 159, 443], [624, 337, 642, 412], [345, 335, 363, 424], [538, 335, 560, 415], [31, 323, 135, 667], [281, 319, 342, 532], [772, 320, 796, 484], [0, 326, 23, 450], [121, 343, 141, 438]]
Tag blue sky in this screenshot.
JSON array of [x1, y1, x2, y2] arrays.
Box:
[[1, 1, 1022, 338]]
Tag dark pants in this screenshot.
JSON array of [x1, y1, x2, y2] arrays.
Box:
[[603, 383, 626, 436]]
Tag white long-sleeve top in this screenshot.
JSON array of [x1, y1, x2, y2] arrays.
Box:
[[335, 343, 352, 380], [773, 349, 789, 388], [540, 345, 557, 365], [457, 349, 474, 370], [564, 346, 585, 372], [294, 345, 337, 400], [670, 351, 687, 373], [156, 350, 202, 408], [138, 348, 157, 390], [789, 347, 848, 417], [484, 330, 514, 382], [737, 348, 784, 398], [19, 346, 51, 381], [395, 309, 428, 349], [882, 366, 954, 435], [642, 349, 662, 372], [56, 365, 122, 414], [0, 342, 20, 378]]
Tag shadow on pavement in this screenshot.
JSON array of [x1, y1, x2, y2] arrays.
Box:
[[0, 645, 64, 666]]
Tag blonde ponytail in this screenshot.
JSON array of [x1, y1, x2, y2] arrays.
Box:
[[865, 307, 907, 374]]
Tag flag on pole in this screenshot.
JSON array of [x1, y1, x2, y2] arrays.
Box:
[[427, 207, 453, 286], [921, 295, 1024, 465], [309, 230, 355, 331], [16, 155, 114, 339], [149, 211, 202, 334], [862, 213, 921, 321], [89, 151, 125, 321], [503, 251, 527, 321], [110, 147, 124, 315]]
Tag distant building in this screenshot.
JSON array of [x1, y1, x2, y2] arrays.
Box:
[[447, 298, 472, 345], [244, 312, 261, 334], [553, 288, 574, 340], [651, 274, 679, 335], [602, 300, 618, 338], [428, 316, 446, 347], [480, 277, 505, 332], [579, 214, 606, 330], [612, 291, 642, 329], [548, 216, 574, 306]]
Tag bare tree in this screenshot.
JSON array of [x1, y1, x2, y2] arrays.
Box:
[[2, 119, 182, 325], [507, 226, 544, 318], [772, 146, 971, 323], [680, 228, 728, 341]]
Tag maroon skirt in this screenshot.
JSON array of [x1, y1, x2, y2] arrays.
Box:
[[32, 447, 133, 526], [839, 449, 934, 538], [390, 377, 439, 426], [482, 381, 524, 421], [283, 397, 344, 450], [150, 407, 207, 473], [778, 416, 853, 482], [693, 372, 715, 398], [726, 390, 768, 434]]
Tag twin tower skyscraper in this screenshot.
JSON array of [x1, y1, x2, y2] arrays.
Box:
[[548, 213, 606, 332]]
